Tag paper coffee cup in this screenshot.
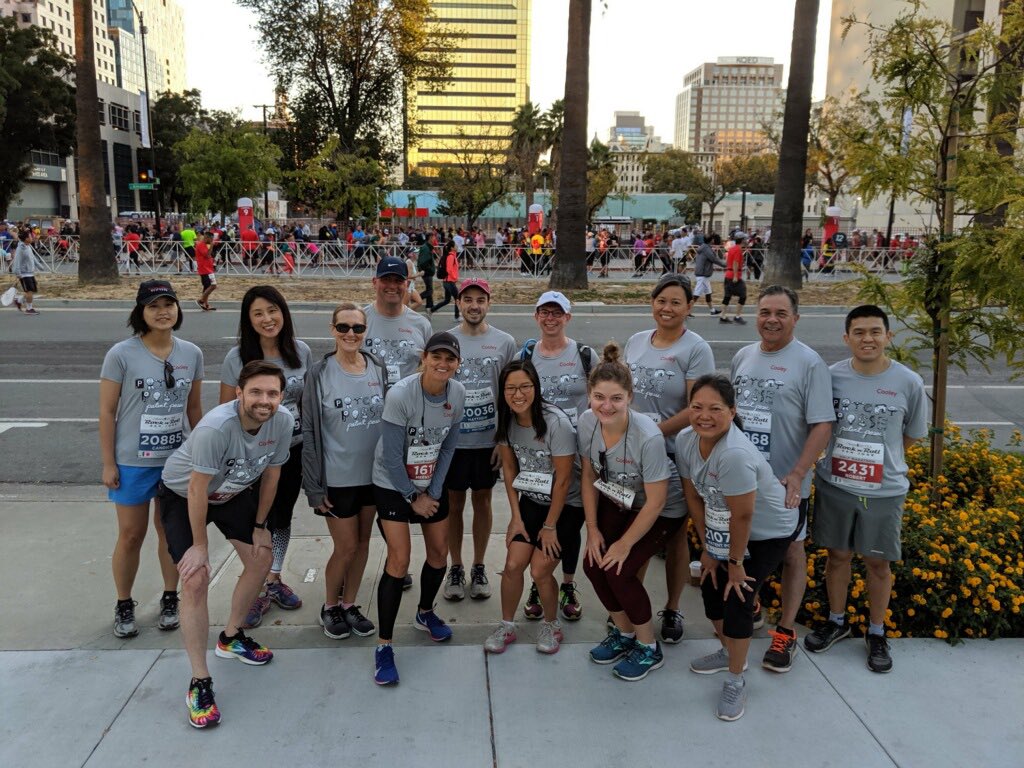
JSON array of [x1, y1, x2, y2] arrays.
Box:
[[689, 560, 702, 586]]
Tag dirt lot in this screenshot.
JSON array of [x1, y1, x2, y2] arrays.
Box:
[[36, 274, 863, 306]]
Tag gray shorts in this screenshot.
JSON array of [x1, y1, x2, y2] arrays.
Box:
[[811, 479, 906, 561]]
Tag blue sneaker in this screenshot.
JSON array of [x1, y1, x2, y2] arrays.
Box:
[[414, 608, 453, 642], [374, 645, 399, 686], [613, 641, 665, 681], [589, 628, 634, 665]]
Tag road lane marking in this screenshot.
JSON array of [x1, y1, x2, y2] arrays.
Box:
[[0, 423, 47, 436]]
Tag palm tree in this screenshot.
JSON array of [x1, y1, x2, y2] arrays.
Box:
[[763, 0, 819, 289], [540, 99, 564, 210], [508, 101, 547, 215], [550, 0, 590, 290], [73, 0, 117, 284]]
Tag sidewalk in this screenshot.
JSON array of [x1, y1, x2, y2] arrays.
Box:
[[2, 484, 1021, 767]]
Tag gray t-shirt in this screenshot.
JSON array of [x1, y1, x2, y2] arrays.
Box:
[[504, 405, 582, 507], [675, 424, 797, 558], [577, 409, 685, 518], [624, 328, 715, 453], [362, 303, 433, 386], [100, 336, 205, 467], [449, 324, 517, 448], [529, 340, 599, 428], [161, 401, 294, 504], [319, 356, 388, 487], [221, 340, 313, 447], [816, 359, 928, 497], [372, 374, 467, 492], [730, 339, 835, 498]]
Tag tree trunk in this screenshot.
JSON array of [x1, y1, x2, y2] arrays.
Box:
[[763, 0, 819, 289], [550, 0, 591, 290], [74, 0, 118, 284]]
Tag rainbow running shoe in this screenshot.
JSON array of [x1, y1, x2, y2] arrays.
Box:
[[215, 630, 273, 665], [186, 677, 221, 729]]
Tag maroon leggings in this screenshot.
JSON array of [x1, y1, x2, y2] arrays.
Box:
[[583, 496, 684, 626]]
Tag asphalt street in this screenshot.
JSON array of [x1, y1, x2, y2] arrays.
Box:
[[1, 299, 1020, 483]]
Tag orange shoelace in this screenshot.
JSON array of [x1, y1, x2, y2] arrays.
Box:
[[768, 629, 795, 653]]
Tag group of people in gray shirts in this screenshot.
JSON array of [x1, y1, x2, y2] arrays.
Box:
[[99, 255, 927, 727]]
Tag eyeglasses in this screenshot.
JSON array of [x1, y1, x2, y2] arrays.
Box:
[[536, 308, 565, 319], [163, 359, 175, 389], [503, 383, 535, 395], [597, 450, 609, 482], [334, 323, 367, 335]]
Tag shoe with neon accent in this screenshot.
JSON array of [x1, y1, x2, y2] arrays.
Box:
[[484, 623, 516, 654], [589, 628, 633, 665], [443, 564, 466, 601], [559, 582, 582, 621], [266, 580, 302, 610], [374, 645, 399, 685], [613, 641, 664, 681], [658, 609, 684, 644], [804, 619, 851, 653], [215, 630, 273, 665], [414, 608, 452, 642], [536, 621, 563, 655], [113, 599, 138, 638], [523, 582, 542, 620], [717, 678, 747, 721], [690, 647, 748, 675], [469, 564, 491, 600], [762, 627, 798, 672], [186, 677, 221, 729], [242, 590, 271, 629], [158, 592, 180, 631]]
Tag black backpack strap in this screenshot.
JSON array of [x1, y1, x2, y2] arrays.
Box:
[[577, 344, 593, 378]]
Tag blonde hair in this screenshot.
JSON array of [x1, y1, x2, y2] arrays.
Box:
[[331, 301, 366, 325]]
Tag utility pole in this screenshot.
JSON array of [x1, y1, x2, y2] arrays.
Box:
[[132, 1, 161, 236], [254, 103, 274, 224]]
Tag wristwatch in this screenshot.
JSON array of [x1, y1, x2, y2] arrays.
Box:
[[254, 519, 269, 530], [404, 490, 419, 504], [728, 556, 743, 566]]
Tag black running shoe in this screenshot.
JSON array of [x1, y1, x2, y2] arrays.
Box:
[[804, 620, 851, 653], [114, 599, 138, 638], [865, 633, 893, 673], [658, 609, 684, 644], [158, 592, 180, 631]]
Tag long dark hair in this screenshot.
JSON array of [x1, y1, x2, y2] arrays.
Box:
[[689, 373, 744, 429], [496, 359, 547, 444], [237, 285, 301, 369]]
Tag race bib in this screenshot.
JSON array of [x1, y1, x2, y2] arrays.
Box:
[[512, 471, 553, 498], [594, 478, 636, 509], [461, 387, 496, 434], [406, 442, 442, 489], [704, 504, 732, 560], [386, 364, 401, 385], [285, 401, 301, 438], [137, 412, 184, 458], [207, 479, 252, 503], [830, 437, 884, 490], [738, 408, 772, 457]]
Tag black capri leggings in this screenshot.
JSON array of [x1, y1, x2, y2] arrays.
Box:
[[556, 503, 586, 575], [700, 535, 790, 639], [266, 446, 304, 530]]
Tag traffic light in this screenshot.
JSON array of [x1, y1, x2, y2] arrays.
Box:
[[138, 169, 152, 183]]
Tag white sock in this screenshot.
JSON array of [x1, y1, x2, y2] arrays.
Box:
[[501, 620, 515, 631]]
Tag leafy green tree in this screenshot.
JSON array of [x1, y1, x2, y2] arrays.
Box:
[[508, 102, 548, 214], [288, 136, 389, 221], [174, 117, 282, 222], [843, 0, 1024, 480], [0, 19, 75, 220], [806, 96, 870, 206], [435, 127, 511, 230], [541, 100, 565, 212], [669, 197, 701, 223], [586, 138, 617, 219], [150, 89, 209, 213]]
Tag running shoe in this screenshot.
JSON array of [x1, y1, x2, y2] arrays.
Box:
[[536, 620, 563, 655], [612, 641, 664, 681], [689, 647, 747, 675], [762, 627, 798, 673], [13, 296, 23, 312], [374, 645, 399, 685], [402, 573, 413, 591], [113, 599, 138, 638], [606, 614, 615, 631], [484, 623, 517, 654], [658, 609, 684, 644], [344, 605, 376, 637], [717, 678, 747, 721], [414, 608, 453, 642], [24, 307, 39, 315], [733, 316, 747, 325], [719, 315, 733, 323], [186, 677, 221, 729], [319, 604, 351, 640], [589, 628, 634, 665], [242, 590, 271, 629], [158, 592, 180, 631], [710, 307, 722, 316], [469, 564, 491, 600], [523, 582, 542, 620], [266, 580, 302, 610], [804, 619, 851, 653], [865, 633, 893, 673], [559, 582, 582, 621], [443, 564, 466, 601], [215, 630, 273, 665]]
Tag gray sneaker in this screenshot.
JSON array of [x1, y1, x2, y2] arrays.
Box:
[[484, 623, 516, 654], [343, 605, 376, 637], [536, 620, 563, 655], [158, 592, 180, 631], [717, 677, 748, 721], [443, 564, 466, 601], [469, 564, 491, 600], [113, 599, 138, 638], [319, 604, 351, 640], [689, 647, 748, 675]]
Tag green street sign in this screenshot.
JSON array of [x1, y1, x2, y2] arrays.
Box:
[[129, 183, 155, 190]]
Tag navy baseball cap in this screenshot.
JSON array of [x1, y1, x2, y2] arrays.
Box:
[[375, 256, 408, 278], [135, 279, 177, 306]]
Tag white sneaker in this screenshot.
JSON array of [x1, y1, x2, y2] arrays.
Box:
[[484, 623, 516, 654], [536, 620, 563, 654], [469, 564, 491, 600], [442, 565, 466, 601]]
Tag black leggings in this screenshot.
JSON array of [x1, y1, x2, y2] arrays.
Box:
[[267, 446, 303, 530], [557, 504, 586, 575], [700, 535, 790, 639], [432, 281, 459, 314]]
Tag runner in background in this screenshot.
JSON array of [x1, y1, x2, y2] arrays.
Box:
[[195, 232, 217, 311]]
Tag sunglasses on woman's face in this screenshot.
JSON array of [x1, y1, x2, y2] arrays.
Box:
[[334, 323, 367, 335], [163, 359, 176, 389]]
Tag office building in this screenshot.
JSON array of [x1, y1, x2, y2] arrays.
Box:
[[107, 0, 187, 94], [606, 111, 668, 194], [407, 0, 531, 177], [673, 56, 784, 156]]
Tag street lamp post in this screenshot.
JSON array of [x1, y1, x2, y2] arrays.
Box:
[[254, 103, 273, 224], [131, 1, 161, 236]]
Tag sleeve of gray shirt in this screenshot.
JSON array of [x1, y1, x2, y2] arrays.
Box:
[[300, 364, 326, 507], [381, 421, 417, 498], [427, 422, 462, 499]]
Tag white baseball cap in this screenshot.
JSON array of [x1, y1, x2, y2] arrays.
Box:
[[536, 290, 571, 313]]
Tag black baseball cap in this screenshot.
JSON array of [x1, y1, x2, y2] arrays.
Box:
[[135, 279, 177, 306], [424, 331, 461, 358]]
